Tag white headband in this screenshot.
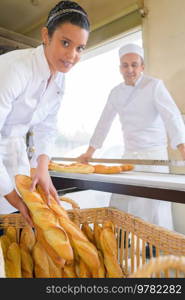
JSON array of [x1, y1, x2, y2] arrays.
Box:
[[119, 43, 144, 59], [46, 9, 88, 27]]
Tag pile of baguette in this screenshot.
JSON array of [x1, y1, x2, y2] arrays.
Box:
[[0, 174, 125, 278], [49, 160, 134, 174]]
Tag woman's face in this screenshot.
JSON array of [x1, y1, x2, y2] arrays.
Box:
[[42, 22, 89, 74]]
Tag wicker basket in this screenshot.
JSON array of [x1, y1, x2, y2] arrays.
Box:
[[1, 207, 185, 278]]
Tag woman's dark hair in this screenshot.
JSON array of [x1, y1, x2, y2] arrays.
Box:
[[46, 0, 90, 37]]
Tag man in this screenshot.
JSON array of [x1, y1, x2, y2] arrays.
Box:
[[78, 43, 185, 230]]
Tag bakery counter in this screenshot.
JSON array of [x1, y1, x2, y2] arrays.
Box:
[[50, 171, 185, 204]]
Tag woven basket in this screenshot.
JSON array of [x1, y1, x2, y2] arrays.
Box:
[[1, 207, 185, 278]]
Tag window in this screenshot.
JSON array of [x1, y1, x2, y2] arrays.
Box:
[[53, 29, 142, 158]]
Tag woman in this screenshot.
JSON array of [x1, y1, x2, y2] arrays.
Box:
[[0, 1, 90, 225]]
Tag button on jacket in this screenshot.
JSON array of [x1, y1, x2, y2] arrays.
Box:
[[0, 45, 65, 210], [90, 74, 185, 152]]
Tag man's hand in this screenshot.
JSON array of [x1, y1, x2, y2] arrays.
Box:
[[77, 146, 96, 164], [77, 153, 92, 164], [4, 189, 33, 227], [177, 143, 185, 160]]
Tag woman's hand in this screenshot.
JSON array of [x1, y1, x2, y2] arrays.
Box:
[[30, 155, 59, 205], [4, 189, 33, 227]]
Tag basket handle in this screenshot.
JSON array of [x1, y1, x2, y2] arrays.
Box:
[[59, 196, 81, 227], [59, 196, 80, 209]]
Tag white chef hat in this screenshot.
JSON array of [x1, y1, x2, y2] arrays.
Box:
[[119, 43, 144, 59]]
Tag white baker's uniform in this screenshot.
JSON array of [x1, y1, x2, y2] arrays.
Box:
[[0, 45, 65, 213], [89, 74, 185, 230]]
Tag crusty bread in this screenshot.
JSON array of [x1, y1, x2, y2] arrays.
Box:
[[81, 222, 95, 244], [94, 223, 103, 250], [15, 175, 73, 261], [63, 262, 77, 278], [99, 227, 124, 278], [0, 235, 11, 258], [121, 164, 134, 171], [47, 254, 62, 278], [49, 161, 95, 174], [78, 258, 91, 278], [20, 246, 34, 278], [93, 250, 106, 278], [20, 225, 36, 253], [5, 226, 17, 243], [5, 242, 22, 278], [93, 164, 122, 174], [32, 241, 50, 278], [93, 164, 134, 174], [35, 225, 65, 266]]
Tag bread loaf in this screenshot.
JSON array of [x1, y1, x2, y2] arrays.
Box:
[[63, 262, 77, 278], [0, 235, 11, 258], [94, 223, 103, 250], [15, 175, 73, 261], [121, 164, 134, 171], [5, 242, 22, 278], [49, 161, 95, 174], [81, 223, 95, 244], [20, 225, 36, 252], [20, 246, 34, 278], [93, 164, 122, 174], [5, 226, 17, 243], [99, 227, 124, 278], [35, 225, 65, 266], [32, 241, 50, 278], [47, 254, 62, 278]]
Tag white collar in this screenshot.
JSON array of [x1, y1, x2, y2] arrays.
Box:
[[34, 44, 65, 91]]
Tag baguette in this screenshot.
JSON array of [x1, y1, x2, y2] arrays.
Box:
[[35, 225, 65, 266], [92, 250, 106, 278], [32, 241, 50, 278], [20, 225, 36, 253], [99, 228, 124, 278], [47, 254, 62, 278], [49, 161, 95, 174], [63, 262, 77, 278], [93, 164, 122, 174], [121, 164, 134, 171], [81, 222, 95, 244], [0, 235, 11, 258], [15, 175, 73, 261], [20, 246, 34, 278], [5, 226, 17, 243], [5, 242, 22, 278], [94, 223, 103, 250]]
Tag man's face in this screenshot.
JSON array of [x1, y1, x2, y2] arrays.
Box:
[[120, 53, 144, 86]]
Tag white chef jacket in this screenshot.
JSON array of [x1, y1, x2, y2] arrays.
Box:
[[0, 45, 65, 210], [90, 74, 185, 152]]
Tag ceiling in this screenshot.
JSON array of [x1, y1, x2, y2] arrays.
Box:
[[0, 0, 140, 42]]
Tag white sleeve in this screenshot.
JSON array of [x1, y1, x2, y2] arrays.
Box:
[[0, 64, 27, 196], [89, 91, 117, 149], [154, 80, 185, 149], [30, 100, 61, 167]]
